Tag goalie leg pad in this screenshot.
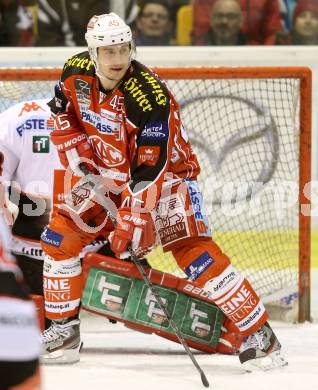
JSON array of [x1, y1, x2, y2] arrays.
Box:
[[43, 256, 83, 319], [82, 254, 225, 354], [217, 318, 245, 354], [172, 237, 268, 336]]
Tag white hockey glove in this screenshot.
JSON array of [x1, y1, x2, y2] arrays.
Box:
[[1, 187, 19, 226]]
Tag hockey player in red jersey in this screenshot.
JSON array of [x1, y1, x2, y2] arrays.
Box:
[[40, 12, 287, 370]]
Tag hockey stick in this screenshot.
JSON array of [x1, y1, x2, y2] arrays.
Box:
[[76, 163, 210, 388], [125, 244, 210, 388]]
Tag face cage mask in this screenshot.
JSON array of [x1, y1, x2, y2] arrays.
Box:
[[89, 41, 136, 83]]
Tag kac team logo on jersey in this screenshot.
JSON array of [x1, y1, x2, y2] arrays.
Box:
[[89, 135, 125, 167]]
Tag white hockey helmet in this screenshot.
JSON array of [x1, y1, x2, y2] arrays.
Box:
[[85, 13, 133, 64]]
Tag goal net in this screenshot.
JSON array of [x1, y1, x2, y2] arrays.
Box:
[[0, 67, 311, 323]]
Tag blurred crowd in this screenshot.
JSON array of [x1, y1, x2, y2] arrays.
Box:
[[1, 0, 318, 47]]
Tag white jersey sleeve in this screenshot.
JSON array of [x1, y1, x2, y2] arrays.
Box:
[[0, 106, 21, 183]]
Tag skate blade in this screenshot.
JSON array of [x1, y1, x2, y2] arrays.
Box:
[[40, 344, 81, 365], [243, 350, 288, 373]]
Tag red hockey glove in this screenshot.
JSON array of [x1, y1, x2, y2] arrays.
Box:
[[109, 208, 156, 259], [51, 128, 97, 175]]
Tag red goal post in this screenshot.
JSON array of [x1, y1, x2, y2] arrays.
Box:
[[0, 66, 311, 323]]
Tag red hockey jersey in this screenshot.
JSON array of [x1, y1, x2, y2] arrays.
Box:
[[49, 52, 200, 211]]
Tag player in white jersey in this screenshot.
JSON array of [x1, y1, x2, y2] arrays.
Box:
[[0, 99, 63, 311], [0, 99, 107, 329], [0, 214, 41, 390]]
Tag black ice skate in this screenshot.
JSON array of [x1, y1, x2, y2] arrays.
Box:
[[41, 318, 81, 364], [239, 322, 288, 372]]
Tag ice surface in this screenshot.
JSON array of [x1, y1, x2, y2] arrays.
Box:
[[42, 270, 318, 390]]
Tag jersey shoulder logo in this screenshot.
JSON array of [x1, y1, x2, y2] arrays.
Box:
[[18, 102, 45, 117], [62, 52, 95, 79]]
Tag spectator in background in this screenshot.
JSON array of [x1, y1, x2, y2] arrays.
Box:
[[133, 0, 174, 45], [279, 0, 298, 32], [136, 0, 188, 41], [111, 0, 139, 25], [192, 0, 282, 45], [203, 0, 247, 45], [0, 0, 34, 46], [276, 0, 318, 44], [36, 0, 111, 46]]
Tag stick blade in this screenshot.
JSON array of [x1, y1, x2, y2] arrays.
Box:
[[201, 372, 210, 387]]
